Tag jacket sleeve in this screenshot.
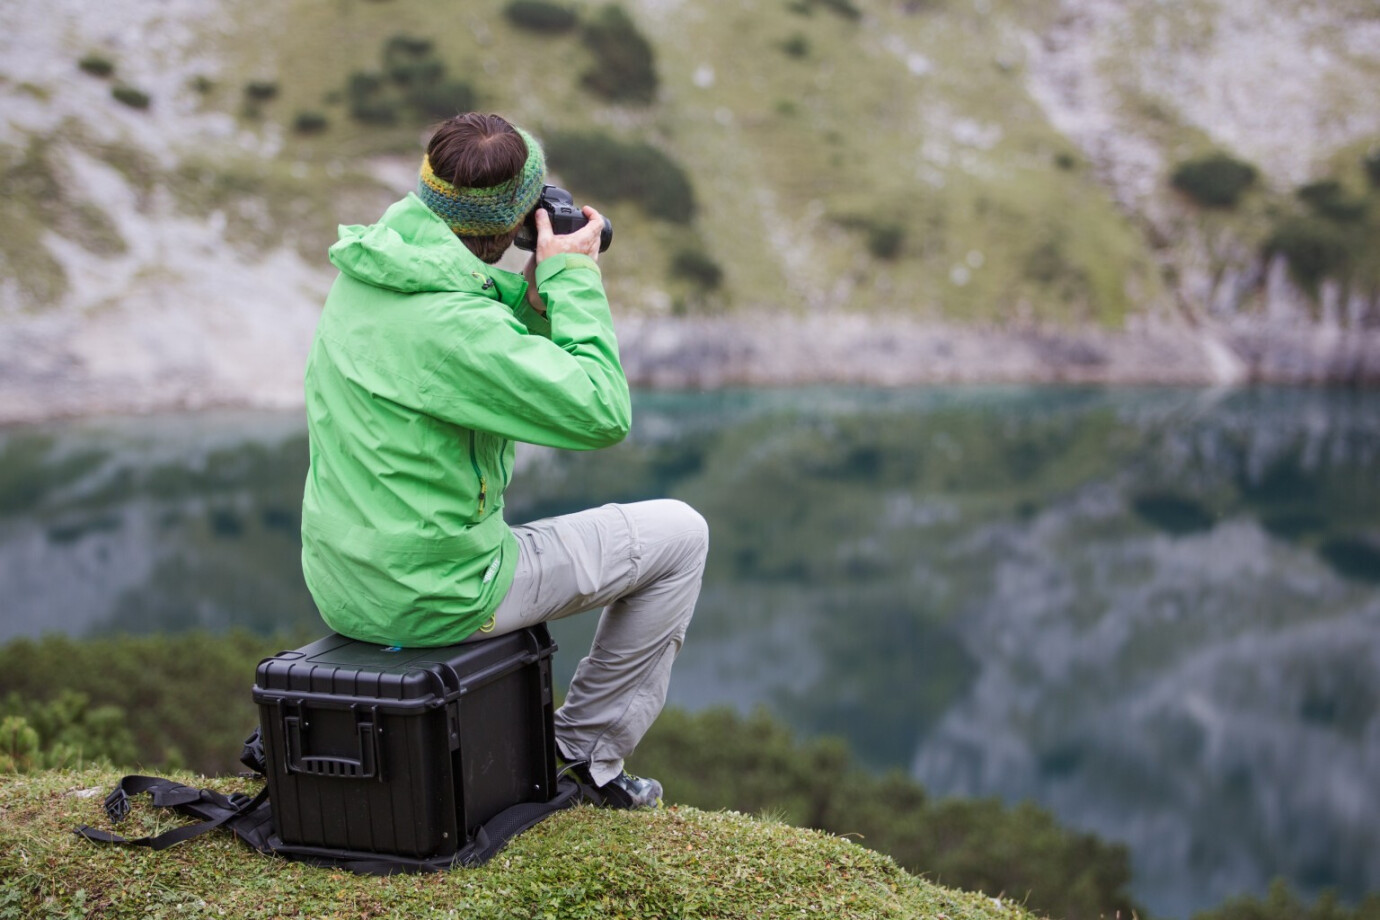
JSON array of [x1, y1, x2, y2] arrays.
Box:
[[417, 253, 632, 450]]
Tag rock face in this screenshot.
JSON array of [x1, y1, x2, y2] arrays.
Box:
[[1020, 0, 1380, 385], [1, 0, 1378, 424]]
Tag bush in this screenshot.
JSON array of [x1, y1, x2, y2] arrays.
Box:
[[1193, 879, 1380, 920], [244, 80, 279, 102], [1365, 147, 1380, 188], [1297, 179, 1368, 222], [781, 33, 811, 58], [670, 248, 724, 289], [346, 71, 397, 125], [344, 38, 477, 126], [504, 0, 580, 33], [409, 79, 477, 119], [816, 0, 862, 20], [835, 214, 906, 260], [787, 0, 861, 19], [579, 5, 658, 104], [110, 85, 150, 109], [1265, 216, 1352, 290], [384, 34, 442, 89], [545, 132, 695, 217], [77, 54, 114, 78], [1171, 152, 1258, 207], [293, 111, 329, 134]]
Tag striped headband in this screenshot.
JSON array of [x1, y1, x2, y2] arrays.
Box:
[[417, 127, 545, 237]]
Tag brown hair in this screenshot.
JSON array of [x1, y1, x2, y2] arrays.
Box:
[[427, 113, 530, 263]]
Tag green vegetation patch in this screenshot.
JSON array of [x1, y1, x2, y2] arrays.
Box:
[[503, 0, 580, 33], [1171, 152, 1259, 208], [1265, 216, 1354, 293], [77, 54, 115, 78], [339, 34, 477, 127], [1297, 179, 1369, 223], [579, 4, 658, 104], [545, 131, 696, 218], [110, 85, 151, 110]]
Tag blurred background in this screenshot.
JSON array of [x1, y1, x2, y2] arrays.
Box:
[[2, 1, 1379, 918]]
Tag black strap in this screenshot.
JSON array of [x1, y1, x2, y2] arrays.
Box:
[[75, 773, 581, 872], [74, 776, 269, 851]]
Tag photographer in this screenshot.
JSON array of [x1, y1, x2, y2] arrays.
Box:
[[300, 112, 708, 809]]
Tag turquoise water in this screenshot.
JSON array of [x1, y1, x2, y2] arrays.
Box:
[[2, 386, 1377, 917]]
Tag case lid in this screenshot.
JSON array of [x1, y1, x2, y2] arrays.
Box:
[[252, 624, 555, 711]]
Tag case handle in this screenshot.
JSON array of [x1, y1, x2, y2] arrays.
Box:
[[283, 712, 380, 780]]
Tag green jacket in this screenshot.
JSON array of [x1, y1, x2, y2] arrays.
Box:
[[301, 192, 631, 646]]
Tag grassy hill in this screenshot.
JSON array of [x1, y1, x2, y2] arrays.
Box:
[[0, 768, 1040, 920]]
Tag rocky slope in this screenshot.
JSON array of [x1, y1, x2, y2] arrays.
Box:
[[1, 0, 1378, 424]]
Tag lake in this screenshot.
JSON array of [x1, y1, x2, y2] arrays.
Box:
[[1, 385, 1377, 918]]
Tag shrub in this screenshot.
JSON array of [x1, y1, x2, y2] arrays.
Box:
[[834, 214, 906, 260], [579, 5, 658, 104], [244, 80, 279, 102], [781, 33, 811, 58], [1365, 147, 1380, 188], [77, 54, 114, 78], [863, 220, 905, 260], [545, 131, 695, 217], [189, 75, 215, 94], [1170, 152, 1258, 207], [1297, 179, 1368, 222], [344, 38, 476, 125], [384, 34, 442, 89], [409, 79, 477, 119], [1265, 216, 1351, 290], [787, 0, 861, 19], [293, 111, 329, 134], [816, 0, 862, 20], [110, 85, 150, 109], [670, 248, 723, 288], [504, 0, 580, 33], [346, 71, 397, 125]]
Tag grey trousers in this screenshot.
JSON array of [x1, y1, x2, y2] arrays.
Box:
[[485, 499, 708, 786]]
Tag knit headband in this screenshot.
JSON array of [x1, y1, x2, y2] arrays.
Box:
[[417, 126, 545, 237]]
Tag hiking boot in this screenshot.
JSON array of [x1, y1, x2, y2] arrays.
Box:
[[560, 758, 663, 809], [598, 771, 664, 810]]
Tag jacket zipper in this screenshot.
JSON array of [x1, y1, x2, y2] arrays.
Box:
[[498, 438, 510, 490], [468, 430, 487, 516]]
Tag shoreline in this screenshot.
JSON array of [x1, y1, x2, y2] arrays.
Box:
[[3, 314, 1378, 427]]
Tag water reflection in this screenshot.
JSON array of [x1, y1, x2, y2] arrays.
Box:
[[1, 387, 1377, 917]]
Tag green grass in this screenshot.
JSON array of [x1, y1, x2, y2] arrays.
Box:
[[0, 768, 1040, 920]]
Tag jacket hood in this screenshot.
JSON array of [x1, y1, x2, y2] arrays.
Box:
[[329, 192, 500, 295]]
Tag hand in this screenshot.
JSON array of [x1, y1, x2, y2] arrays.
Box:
[[534, 205, 606, 264]]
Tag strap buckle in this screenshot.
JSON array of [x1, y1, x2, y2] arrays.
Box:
[[104, 787, 130, 823]]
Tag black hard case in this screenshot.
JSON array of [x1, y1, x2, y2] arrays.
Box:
[[252, 625, 558, 860]]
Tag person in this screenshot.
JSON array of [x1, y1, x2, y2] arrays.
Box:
[[299, 112, 708, 809]]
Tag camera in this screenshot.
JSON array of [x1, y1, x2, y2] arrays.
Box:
[[514, 185, 613, 253]]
